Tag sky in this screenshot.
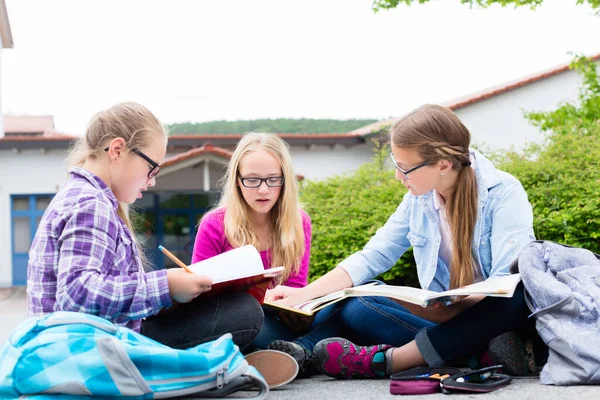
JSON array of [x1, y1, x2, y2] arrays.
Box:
[[1, 0, 600, 135]]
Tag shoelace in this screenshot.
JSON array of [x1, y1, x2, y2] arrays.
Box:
[[339, 343, 378, 377]]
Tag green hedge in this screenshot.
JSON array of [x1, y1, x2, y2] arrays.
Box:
[[300, 144, 419, 285]]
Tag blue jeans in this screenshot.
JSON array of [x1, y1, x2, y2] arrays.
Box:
[[252, 302, 342, 350], [293, 296, 434, 352], [291, 283, 534, 367]]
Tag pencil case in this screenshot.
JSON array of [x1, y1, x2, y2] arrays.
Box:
[[439, 365, 512, 394], [389, 367, 462, 395]]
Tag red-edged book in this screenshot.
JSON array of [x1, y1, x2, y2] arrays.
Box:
[[188, 245, 284, 304]]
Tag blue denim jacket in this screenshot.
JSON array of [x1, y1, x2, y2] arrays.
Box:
[[340, 149, 535, 292]]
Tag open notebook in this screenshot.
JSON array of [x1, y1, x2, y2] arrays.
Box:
[[189, 245, 284, 303], [264, 273, 522, 318]]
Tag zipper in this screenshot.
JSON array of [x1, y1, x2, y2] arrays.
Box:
[[216, 367, 226, 389]]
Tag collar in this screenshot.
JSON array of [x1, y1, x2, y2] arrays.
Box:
[[69, 166, 119, 210]]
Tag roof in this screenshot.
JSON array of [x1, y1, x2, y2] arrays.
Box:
[[0, 130, 76, 149], [349, 52, 600, 136], [166, 133, 366, 148], [161, 143, 233, 168], [161, 143, 304, 180], [0, 0, 13, 48], [444, 52, 600, 111]]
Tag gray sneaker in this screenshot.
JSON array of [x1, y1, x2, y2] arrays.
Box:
[[268, 340, 317, 377], [487, 332, 535, 376]]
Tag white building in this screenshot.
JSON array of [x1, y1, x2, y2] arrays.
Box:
[[352, 54, 600, 152], [1, 50, 598, 287]]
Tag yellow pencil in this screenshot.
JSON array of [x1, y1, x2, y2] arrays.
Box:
[[158, 245, 193, 274]]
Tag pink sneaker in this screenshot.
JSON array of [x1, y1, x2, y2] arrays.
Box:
[[312, 337, 394, 379]]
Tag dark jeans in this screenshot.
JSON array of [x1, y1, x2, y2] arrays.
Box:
[[252, 302, 342, 350], [292, 283, 536, 367], [141, 292, 264, 352], [416, 282, 536, 366]]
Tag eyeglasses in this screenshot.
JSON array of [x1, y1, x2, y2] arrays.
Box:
[[239, 176, 285, 188], [390, 152, 430, 180], [104, 146, 160, 179]]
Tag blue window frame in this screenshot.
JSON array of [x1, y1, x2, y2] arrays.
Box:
[[135, 192, 218, 269], [11, 194, 55, 286]]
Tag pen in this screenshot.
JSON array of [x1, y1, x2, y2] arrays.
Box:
[[158, 245, 193, 274], [456, 371, 492, 383]]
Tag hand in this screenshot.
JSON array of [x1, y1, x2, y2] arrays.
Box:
[[166, 269, 212, 303], [264, 285, 298, 301], [265, 285, 311, 307]]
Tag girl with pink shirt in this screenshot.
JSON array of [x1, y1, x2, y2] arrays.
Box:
[[192, 133, 313, 351]]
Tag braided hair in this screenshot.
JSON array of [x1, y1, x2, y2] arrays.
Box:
[[390, 105, 478, 289]]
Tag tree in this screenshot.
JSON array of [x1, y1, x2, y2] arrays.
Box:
[[372, 0, 599, 12], [167, 118, 378, 135]]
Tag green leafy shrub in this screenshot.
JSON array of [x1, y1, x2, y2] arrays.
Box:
[[300, 143, 419, 285]]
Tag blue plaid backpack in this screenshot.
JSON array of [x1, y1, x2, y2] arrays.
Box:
[[0, 311, 268, 399]]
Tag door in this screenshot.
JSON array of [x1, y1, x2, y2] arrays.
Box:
[[11, 195, 54, 286]]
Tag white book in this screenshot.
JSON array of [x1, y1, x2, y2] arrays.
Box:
[[264, 273, 522, 317], [187, 245, 284, 302]]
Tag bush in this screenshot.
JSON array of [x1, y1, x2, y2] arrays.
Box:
[[300, 143, 419, 285]]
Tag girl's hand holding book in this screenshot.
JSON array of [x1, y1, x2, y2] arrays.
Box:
[[166, 269, 213, 303], [265, 285, 310, 307]]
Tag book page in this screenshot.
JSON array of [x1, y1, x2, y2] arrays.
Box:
[[347, 285, 439, 306], [293, 282, 381, 312], [436, 273, 521, 298], [295, 289, 346, 312], [188, 245, 267, 284]]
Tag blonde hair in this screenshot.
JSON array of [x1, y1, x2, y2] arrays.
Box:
[[391, 104, 478, 289], [68, 102, 167, 265], [218, 132, 304, 284]]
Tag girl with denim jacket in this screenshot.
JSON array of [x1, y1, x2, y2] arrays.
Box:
[[266, 104, 537, 378]]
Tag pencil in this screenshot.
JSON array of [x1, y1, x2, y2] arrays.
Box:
[[158, 245, 193, 274]]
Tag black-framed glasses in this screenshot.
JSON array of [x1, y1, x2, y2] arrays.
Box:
[[104, 146, 160, 179], [239, 176, 285, 188], [390, 152, 430, 180]]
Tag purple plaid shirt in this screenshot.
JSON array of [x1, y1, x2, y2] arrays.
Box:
[[27, 167, 172, 332]]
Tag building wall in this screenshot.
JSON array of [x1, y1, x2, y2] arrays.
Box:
[[289, 141, 377, 181], [454, 63, 598, 152], [0, 149, 68, 287], [151, 161, 227, 192], [0, 38, 3, 139]]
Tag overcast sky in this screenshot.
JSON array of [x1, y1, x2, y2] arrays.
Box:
[[1, 0, 599, 135]]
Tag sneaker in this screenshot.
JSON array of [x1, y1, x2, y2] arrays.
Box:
[[244, 349, 299, 388], [482, 332, 534, 376], [312, 337, 394, 379], [268, 340, 317, 378]]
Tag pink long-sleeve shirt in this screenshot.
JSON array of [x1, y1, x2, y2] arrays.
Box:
[[191, 207, 311, 288]]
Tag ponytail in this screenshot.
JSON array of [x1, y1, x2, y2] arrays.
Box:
[[446, 165, 478, 288]]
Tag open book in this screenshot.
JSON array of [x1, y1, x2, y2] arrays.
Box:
[[188, 245, 284, 303], [264, 273, 522, 318]]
